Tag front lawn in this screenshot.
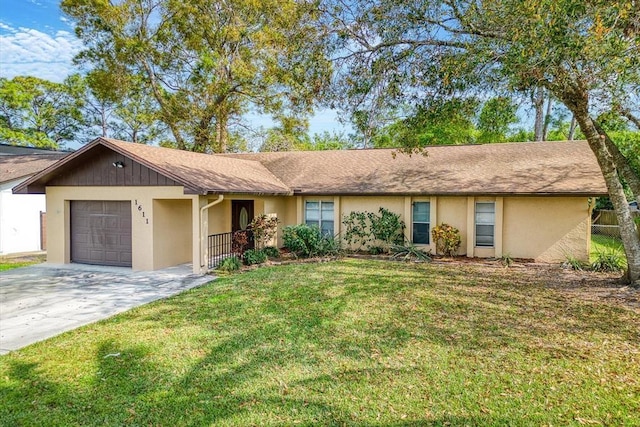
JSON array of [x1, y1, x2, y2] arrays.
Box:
[[0, 254, 45, 271], [1, 260, 638, 426]]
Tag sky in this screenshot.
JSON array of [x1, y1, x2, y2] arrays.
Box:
[[0, 0, 350, 141]]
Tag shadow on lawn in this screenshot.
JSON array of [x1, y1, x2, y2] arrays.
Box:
[[1, 260, 637, 425]]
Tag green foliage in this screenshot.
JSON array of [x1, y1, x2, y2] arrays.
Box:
[[342, 211, 370, 249], [217, 256, 242, 272], [262, 246, 281, 258], [62, 0, 331, 152], [563, 255, 587, 271], [368, 246, 385, 255], [342, 208, 406, 252], [249, 214, 279, 249], [283, 224, 339, 258], [591, 248, 626, 272], [476, 97, 519, 143], [500, 253, 515, 267], [0, 75, 86, 148], [243, 249, 268, 266], [431, 223, 462, 257], [391, 244, 432, 262]]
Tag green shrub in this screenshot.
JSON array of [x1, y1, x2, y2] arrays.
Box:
[[250, 214, 279, 248], [431, 223, 461, 257], [368, 246, 385, 255], [563, 255, 587, 271], [591, 247, 626, 272], [391, 244, 432, 262], [283, 224, 339, 258], [500, 253, 514, 267], [342, 208, 406, 252], [243, 248, 268, 266], [262, 246, 280, 258], [217, 256, 242, 272]]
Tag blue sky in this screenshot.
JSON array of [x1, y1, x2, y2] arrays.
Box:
[[0, 0, 349, 138]]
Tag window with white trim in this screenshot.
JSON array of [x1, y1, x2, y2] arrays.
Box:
[[412, 202, 430, 244], [475, 202, 495, 247], [305, 201, 334, 236]]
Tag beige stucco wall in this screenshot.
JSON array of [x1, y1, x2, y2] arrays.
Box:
[[46, 186, 591, 273], [45, 186, 198, 272], [293, 194, 590, 262], [435, 196, 469, 255], [153, 199, 192, 269], [502, 197, 590, 262]]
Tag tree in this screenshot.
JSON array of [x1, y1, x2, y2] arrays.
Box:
[[0, 75, 86, 148], [372, 98, 479, 148], [326, 0, 640, 284], [62, 0, 331, 153], [476, 97, 519, 143]]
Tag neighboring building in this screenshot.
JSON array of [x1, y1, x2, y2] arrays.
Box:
[[1, 153, 68, 254], [14, 138, 607, 273]]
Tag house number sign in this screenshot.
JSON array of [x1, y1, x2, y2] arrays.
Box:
[[134, 199, 149, 224]]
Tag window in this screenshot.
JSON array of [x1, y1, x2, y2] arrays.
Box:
[[305, 201, 334, 236], [475, 202, 495, 247], [412, 202, 430, 244]]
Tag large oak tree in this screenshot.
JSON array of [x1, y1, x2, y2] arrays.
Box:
[[325, 0, 640, 284], [62, 0, 331, 153]]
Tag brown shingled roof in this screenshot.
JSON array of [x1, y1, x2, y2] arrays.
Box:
[[225, 141, 607, 196], [14, 138, 292, 195], [0, 153, 68, 184], [14, 138, 608, 196]]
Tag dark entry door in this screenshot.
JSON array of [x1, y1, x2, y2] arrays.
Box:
[[71, 200, 132, 267], [232, 200, 254, 249]]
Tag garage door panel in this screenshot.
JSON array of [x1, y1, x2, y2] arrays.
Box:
[[71, 201, 132, 267]]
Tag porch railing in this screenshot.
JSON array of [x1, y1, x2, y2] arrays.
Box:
[[207, 230, 254, 269]]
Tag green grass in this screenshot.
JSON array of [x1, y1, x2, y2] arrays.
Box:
[[0, 255, 44, 271], [1, 260, 639, 426]]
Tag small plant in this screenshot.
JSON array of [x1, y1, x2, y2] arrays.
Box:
[[563, 255, 587, 271], [232, 231, 250, 256], [250, 214, 279, 249], [431, 223, 461, 257], [262, 246, 280, 258], [368, 246, 385, 255], [283, 224, 340, 258], [217, 256, 242, 272], [391, 244, 432, 262], [591, 247, 626, 272], [243, 248, 268, 266], [500, 253, 514, 267], [342, 208, 406, 253]]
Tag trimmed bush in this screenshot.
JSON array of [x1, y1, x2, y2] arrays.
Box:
[[283, 224, 339, 258], [243, 248, 267, 266], [431, 223, 462, 257], [217, 256, 242, 272], [262, 246, 280, 258]]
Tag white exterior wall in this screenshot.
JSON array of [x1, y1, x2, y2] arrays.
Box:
[[0, 177, 45, 255]]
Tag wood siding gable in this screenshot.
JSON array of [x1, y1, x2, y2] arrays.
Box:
[[47, 145, 184, 190]]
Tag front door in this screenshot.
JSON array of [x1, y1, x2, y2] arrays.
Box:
[[232, 200, 254, 249]]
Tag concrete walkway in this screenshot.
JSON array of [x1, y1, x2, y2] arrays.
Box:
[[0, 263, 213, 355]]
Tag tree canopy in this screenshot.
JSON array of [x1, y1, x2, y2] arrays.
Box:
[[324, 0, 640, 284], [61, 0, 332, 153]]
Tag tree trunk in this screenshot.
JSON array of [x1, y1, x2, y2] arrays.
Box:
[[568, 115, 577, 140], [542, 96, 553, 141], [215, 109, 229, 153], [569, 104, 640, 285], [533, 87, 544, 141], [593, 121, 640, 206]]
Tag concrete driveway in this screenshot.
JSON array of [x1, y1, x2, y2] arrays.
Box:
[[0, 263, 213, 355]]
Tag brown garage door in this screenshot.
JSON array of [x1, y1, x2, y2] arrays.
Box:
[[71, 201, 132, 267]]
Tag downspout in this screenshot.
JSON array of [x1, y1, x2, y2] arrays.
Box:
[[200, 195, 224, 269]]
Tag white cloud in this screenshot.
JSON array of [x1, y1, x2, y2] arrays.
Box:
[[0, 25, 83, 82]]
